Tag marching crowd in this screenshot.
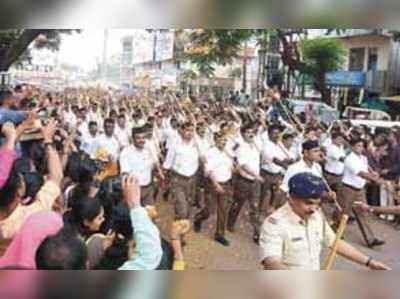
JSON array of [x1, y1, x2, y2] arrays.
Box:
[[0, 84, 397, 270]]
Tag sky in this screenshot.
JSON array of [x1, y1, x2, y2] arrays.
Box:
[[57, 29, 326, 71], [58, 29, 140, 71]]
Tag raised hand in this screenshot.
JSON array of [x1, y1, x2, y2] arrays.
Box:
[[122, 174, 141, 209]]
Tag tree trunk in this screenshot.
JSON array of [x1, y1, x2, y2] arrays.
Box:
[[242, 63, 247, 92], [256, 49, 262, 98], [0, 29, 44, 71], [315, 73, 332, 105], [260, 49, 267, 96]]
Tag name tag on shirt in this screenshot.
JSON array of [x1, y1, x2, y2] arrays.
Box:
[[291, 237, 304, 242]]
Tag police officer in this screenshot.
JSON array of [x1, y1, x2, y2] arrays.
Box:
[[260, 172, 390, 270]]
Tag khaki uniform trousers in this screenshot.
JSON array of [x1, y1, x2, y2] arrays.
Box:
[[169, 171, 197, 220], [141, 183, 155, 207], [195, 179, 232, 236], [228, 175, 261, 235], [337, 184, 378, 246], [260, 170, 285, 215]]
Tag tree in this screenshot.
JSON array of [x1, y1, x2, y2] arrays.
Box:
[[253, 29, 275, 97], [184, 29, 254, 77], [300, 37, 346, 104], [275, 29, 308, 96], [0, 29, 79, 71], [229, 67, 242, 79]]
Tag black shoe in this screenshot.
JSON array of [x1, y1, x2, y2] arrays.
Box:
[[253, 233, 260, 245], [215, 235, 230, 247], [227, 226, 235, 233], [194, 220, 202, 233], [368, 238, 385, 248], [347, 217, 356, 224]]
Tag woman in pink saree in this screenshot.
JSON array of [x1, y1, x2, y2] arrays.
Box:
[[0, 211, 63, 269]]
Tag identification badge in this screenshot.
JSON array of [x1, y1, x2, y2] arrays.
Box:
[[291, 237, 303, 242]]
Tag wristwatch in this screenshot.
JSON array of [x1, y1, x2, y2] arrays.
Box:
[[366, 257, 373, 267]]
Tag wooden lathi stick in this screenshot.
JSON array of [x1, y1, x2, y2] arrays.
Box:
[[322, 214, 349, 271]]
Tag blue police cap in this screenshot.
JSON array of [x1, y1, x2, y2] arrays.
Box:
[[289, 172, 327, 200]]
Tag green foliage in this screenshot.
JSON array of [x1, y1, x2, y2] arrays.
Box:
[[184, 29, 255, 77], [300, 37, 346, 103], [301, 37, 346, 74], [0, 29, 79, 71], [229, 67, 242, 78], [180, 69, 198, 81]]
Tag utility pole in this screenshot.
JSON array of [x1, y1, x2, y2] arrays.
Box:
[[102, 29, 109, 81], [242, 41, 248, 93]]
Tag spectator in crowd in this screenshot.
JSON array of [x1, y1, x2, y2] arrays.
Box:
[[0, 90, 29, 125], [0, 120, 63, 256], [0, 211, 63, 269]]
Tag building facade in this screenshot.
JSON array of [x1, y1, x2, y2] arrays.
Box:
[[333, 29, 400, 96]]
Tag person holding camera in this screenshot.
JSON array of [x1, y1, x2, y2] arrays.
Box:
[[0, 120, 63, 256], [36, 175, 163, 270]]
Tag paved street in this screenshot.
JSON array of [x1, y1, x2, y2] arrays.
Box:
[[157, 200, 400, 270]]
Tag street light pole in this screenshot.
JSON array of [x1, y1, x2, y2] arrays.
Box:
[[102, 29, 109, 82]]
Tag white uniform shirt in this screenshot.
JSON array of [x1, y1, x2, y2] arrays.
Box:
[[64, 111, 77, 129], [145, 139, 161, 165], [205, 147, 233, 183], [261, 139, 288, 175], [91, 134, 120, 161], [120, 145, 155, 186], [260, 203, 336, 270], [77, 121, 89, 138], [325, 143, 345, 175], [163, 136, 199, 177], [88, 110, 102, 125], [115, 125, 131, 149], [195, 134, 213, 158], [281, 160, 323, 193], [80, 133, 98, 157], [164, 128, 179, 151], [342, 152, 369, 189], [236, 141, 261, 181]]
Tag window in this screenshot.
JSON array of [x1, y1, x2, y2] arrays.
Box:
[[368, 48, 378, 71], [267, 55, 280, 70], [268, 36, 280, 53], [349, 48, 365, 71]]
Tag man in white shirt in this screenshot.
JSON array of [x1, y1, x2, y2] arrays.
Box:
[[227, 123, 263, 244], [120, 125, 158, 206], [80, 121, 99, 157], [280, 140, 338, 212], [194, 132, 234, 246], [64, 105, 77, 130], [91, 118, 120, 161], [337, 138, 385, 248], [115, 114, 131, 149], [194, 122, 213, 208], [88, 103, 103, 126], [261, 125, 294, 215], [164, 117, 179, 151], [324, 133, 346, 191], [281, 140, 325, 194], [163, 122, 200, 221]]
